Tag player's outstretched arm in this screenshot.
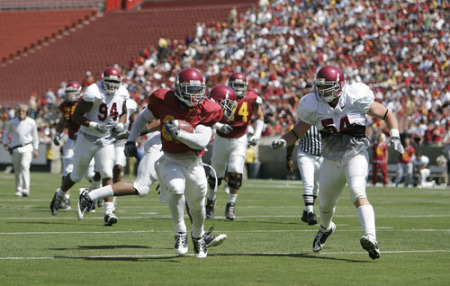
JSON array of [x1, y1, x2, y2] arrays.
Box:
[[127, 108, 156, 142], [271, 120, 311, 150], [368, 101, 405, 154]]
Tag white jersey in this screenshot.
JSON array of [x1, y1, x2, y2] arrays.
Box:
[[79, 82, 130, 138], [412, 155, 429, 169], [298, 82, 374, 161]]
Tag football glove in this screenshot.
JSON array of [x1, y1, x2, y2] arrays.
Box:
[[271, 139, 287, 150], [387, 137, 405, 154], [89, 121, 108, 133], [124, 141, 138, 158], [164, 120, 179, 139], [218, 124, 233, 134], [112, 123, 125, 135], [248, 136, 259, 146], [53, 133, 62, 146], [114, 131, 130, 140]]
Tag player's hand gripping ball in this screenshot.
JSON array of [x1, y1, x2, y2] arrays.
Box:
[[164, 119, 194, 139]]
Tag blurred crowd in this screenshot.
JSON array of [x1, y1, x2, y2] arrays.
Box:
[[1, 0, 449, 148]]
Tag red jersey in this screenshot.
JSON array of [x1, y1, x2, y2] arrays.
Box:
[[399, 145, 415, 163], [148, 89, 222, 155], [372, 142, 388, 163], [217, 90, 259, 138], [58, 100, 80, 140]]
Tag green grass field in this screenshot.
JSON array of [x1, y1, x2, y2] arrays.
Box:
[[0, 172, 449, 285]]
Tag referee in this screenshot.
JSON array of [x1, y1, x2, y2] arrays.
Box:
[[286, 124, 322, 225]]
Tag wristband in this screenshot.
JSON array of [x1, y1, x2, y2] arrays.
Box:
[[389, 129, 400, 138], [88, 121, 98, 130]]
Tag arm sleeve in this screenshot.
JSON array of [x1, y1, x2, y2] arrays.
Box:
[[128, 108, 156, 142], [176, 124, 212, 150], [253, 119, 264, 138]]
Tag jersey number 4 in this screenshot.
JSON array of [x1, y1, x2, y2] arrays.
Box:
[[233, 102, 249, 122], [98, 102, 118, 121]]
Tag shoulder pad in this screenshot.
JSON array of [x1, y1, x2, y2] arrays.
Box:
[[82, 84, 101, 102]]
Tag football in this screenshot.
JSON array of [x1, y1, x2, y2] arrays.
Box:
[[174, 119, 195, 133]]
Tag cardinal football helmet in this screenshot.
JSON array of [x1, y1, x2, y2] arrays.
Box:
[[208, 85, 237, 121], [175, 68, 206, 107], [64, 81, 82, 102], [313, 65, 345, 103], [227, 72, 248, 98], [102, 67, 122, 96]]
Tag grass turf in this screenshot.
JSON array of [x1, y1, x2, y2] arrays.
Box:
[[0, 172, 449, 285]]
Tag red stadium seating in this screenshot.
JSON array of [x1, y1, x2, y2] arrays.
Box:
[[0, 9, 97, 60], [0, 3, 255, 106]]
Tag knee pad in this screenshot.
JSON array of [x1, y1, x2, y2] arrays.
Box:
[[99, 169, 113, 181], [68, 172, 82, 183], [208, 174, 222, 188], [228, 172, 242, 189]]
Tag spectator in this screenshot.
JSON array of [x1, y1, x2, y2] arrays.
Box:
[[371, 133, 389, 186], [435, 151, 448, 186], [394, 137, 415, 187]]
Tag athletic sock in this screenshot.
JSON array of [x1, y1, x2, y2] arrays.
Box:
[[357, 205, 376, 239], [89, 185, 113, 201], [228, 193, 238, 204]]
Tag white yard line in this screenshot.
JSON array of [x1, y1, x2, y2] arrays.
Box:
[[0, 228, 449, 236], [1, 213, 450, 220], [1, 249, 449, 260]]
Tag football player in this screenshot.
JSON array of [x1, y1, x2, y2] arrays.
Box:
[[52, 81, 100, 210], [205, 72, 264, 221], [271, 65, 405, 260], [98, 68, 223, 258], [77, 84, 238, 251], [50, 67, 129, 227]]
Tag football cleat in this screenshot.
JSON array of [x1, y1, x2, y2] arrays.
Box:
[[77, 188, 94, 220], [97, 198, 105, 207], [174, 232, 188, 255], [192, 233, 207, 258], [301, 210, 318, 225], [104, 210, 118, 226], [204, 226, 227, 248], [360, 235, 380, 260], [205, 199, 215, 219], [50, 188, 64, 216], [312, 222, 336, 252], [60, 197, 71, 210], [225, 202, 235, 221]]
